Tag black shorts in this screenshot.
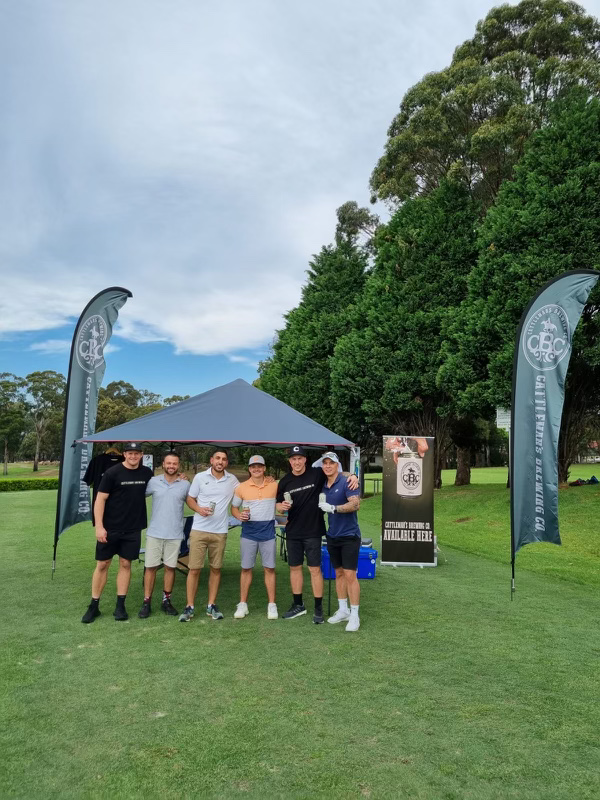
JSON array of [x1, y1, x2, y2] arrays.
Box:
[[286, 536, 322, 568], [95, 530, 142, 562], [326, 535, 360, 571]]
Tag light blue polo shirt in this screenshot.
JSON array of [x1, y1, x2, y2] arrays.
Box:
[[323, 472, 361, 540], [145, 475, 191, 540]]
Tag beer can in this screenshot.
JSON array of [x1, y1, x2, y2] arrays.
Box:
[[396, 453, 422, 498], [242, 503, 251, 520], [209, 501, 216, 514], [284, 492, 292, 505], [318, 493, 326, 505]]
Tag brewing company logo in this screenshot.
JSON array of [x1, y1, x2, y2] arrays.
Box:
[[523, 304, 571, 371], [400, 459, 421, 490], [76, 315, 107, 373]]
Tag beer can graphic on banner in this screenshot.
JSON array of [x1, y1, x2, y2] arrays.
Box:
[[396, 452, 422, 498]]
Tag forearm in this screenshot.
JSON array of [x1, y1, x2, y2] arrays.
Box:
[[94, 495, 107, 528], [186, 496, 202, 514], [334, 497, 360, 513]]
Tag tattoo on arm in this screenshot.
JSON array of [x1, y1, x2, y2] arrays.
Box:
[[336, 496, 360, 513]]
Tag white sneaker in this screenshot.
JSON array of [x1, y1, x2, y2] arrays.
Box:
[[327, 608, 351, 624], [345, 615, 360, 632], [267, 603, 278, 620], [233, 602, 249, 619]]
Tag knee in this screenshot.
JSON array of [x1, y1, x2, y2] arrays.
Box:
[[209, 567, 221, 575], [96, 560, 111, 573], [343, 569, 358, 583], [308, 566, 322, 576], [335, 567, 344, 579], [264, 567, 275, 575], [119, 559, 132, 571]]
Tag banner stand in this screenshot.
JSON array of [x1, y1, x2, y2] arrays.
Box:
[[380, 435, 436, 567]]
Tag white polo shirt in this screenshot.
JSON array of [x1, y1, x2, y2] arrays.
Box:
[[188, 468, 239, 534]]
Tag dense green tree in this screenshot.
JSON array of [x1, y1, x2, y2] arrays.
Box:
[[0, 373, 27, 474], [439, 95, 600, 482], [259, 206, 371, 435], [331, 180, 481, 487], [24, 371, 66, 471], [99, 380, 142, 408], [371, 0, 600, 208]]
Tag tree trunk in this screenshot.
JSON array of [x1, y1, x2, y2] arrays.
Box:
[[3, 439, 7, 476], [33, 438, 39, 471], [454, 447, 471, 485]]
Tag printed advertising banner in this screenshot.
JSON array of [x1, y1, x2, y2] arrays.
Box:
[[511, 270, 599, 559], [381, 436, 435, 566], [53, 287, 132, 567]]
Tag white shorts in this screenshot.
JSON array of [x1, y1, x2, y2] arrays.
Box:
[[144, 536, 182, 568], [240, 537, 276, 569]]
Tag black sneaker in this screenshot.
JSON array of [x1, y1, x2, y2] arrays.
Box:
[[113, 605, 128, 621], [282, 603, 306, 619], [313, 612, 324, 624], [161, 598, 178, 616], [138, 600, 151, 619], [81, 604, 100, 624]]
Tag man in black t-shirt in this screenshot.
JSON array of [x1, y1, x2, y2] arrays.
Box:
[[276, 445, 358, 623], [81, 442, 153, 624]]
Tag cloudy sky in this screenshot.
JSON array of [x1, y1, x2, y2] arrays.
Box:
[[2, 0, 600, 399]]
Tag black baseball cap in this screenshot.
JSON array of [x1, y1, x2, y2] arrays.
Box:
[[123, 442, 143, 452], [289, 445, 307, 457]]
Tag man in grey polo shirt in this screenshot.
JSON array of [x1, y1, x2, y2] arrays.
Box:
[[138, 452, 190, 619]]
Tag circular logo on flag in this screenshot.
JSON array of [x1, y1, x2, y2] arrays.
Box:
[[523, 304, 571, 371], [76, 315, 107, 373]]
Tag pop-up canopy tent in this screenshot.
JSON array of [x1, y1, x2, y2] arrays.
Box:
[[78, 378, 354, 450]]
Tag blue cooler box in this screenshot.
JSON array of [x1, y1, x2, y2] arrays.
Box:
[[321, 545, 378, 580]]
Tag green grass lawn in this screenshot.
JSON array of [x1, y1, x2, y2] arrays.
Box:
[[0, 461, 59, 480], [1, 485, 599, 799]]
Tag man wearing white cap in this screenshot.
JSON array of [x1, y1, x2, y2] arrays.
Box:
[[315, 451, 362, 632], [230, 455, 278, 620], [277, 445, 358, 623]]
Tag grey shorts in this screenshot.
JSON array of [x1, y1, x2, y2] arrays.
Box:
[[240, 537, 276, 569]]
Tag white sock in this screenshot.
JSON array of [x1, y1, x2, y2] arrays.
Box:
[[339, 598, 349, 612], [350, 604, 359, 617]]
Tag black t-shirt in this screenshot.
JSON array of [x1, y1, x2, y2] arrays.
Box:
[[97, 463, 154, 533], [277, 466, 327, 540], [83, 453, 125, 524]]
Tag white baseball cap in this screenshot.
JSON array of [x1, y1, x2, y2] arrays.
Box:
[[312, 451, 342, 472]]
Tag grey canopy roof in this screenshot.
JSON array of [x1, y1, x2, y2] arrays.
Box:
[[79, 378, 354, 449]]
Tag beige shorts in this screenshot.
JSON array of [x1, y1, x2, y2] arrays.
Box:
[[189, 530, 227, 570], [145, 536, 182, 569]]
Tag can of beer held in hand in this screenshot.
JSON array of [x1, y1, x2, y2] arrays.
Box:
[[209, 501, 216, 514]]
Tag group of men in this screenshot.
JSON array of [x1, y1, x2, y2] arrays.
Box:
[[81, 443, 363, 632]]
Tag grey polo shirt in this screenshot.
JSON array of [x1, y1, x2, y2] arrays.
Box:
[[145, 475, 191, 540]]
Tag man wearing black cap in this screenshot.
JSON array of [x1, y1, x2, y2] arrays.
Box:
[[81, 442, 153, 623], [276, 445, 358, 623]]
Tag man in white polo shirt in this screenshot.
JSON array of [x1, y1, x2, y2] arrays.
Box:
[[138, 452, 190, 619], [180, 449, 239, 621]]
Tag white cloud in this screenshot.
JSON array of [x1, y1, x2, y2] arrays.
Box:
[[2, 0, 578, 367], [29, 339, 71, 354]]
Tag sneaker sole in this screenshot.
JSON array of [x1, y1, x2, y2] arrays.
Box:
[[282, 610, 307, 619], [81, 610, 101, 624], [161, 608, 178, 616], [313, 617, 324, 624], [233, 612, 249, 619], [327, 615, 350, 624], [179, 616, 193, 622]]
